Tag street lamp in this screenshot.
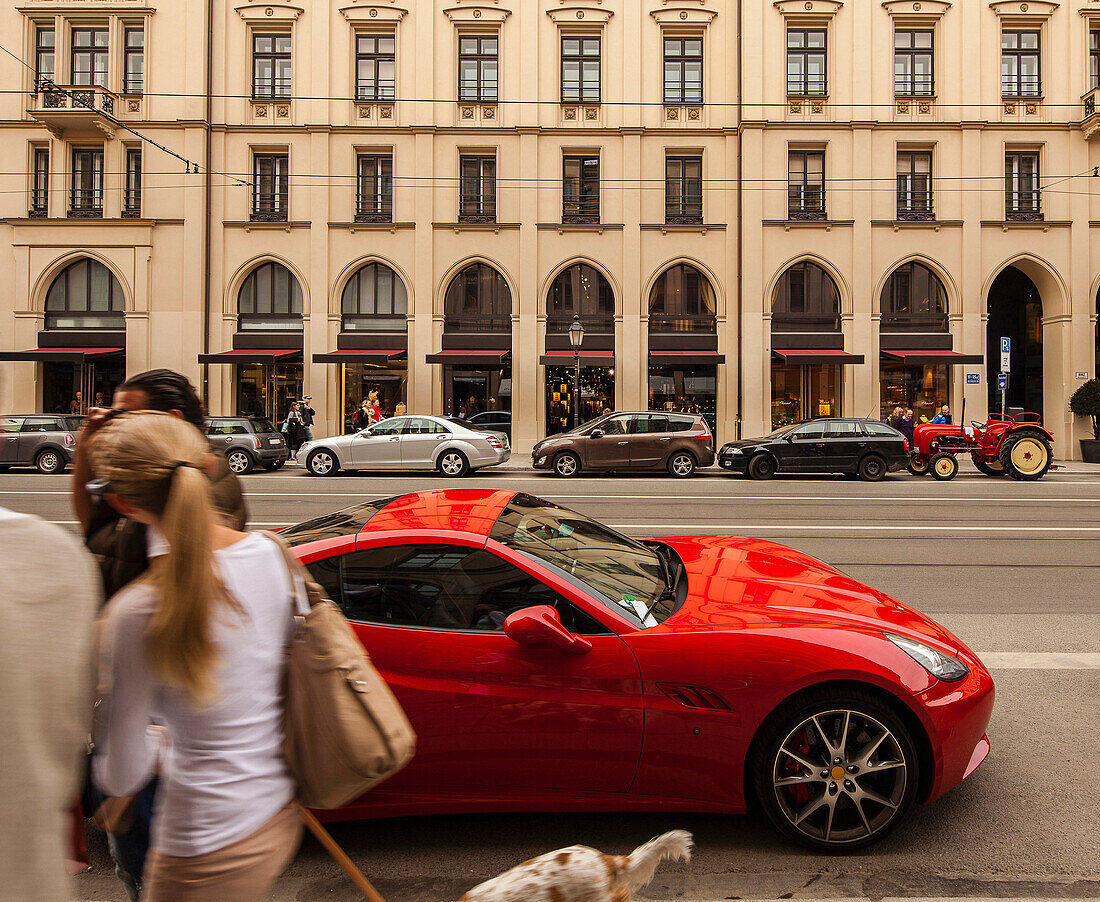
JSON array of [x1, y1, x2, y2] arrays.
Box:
[[568, 314, 585, 431]]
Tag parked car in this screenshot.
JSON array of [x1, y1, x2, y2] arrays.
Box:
[[466, 410, 512, 440], [296, 414, 509, 477], [0, 414, 82, 473], [282, 489, 994, 851], [204, 416, 289, 474], [718, 418, 909, 481], [532, 411, 714, 478]]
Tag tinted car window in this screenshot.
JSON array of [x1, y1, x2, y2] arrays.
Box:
[[21, 417, 59, 433], [208, 421, 249, 436], [631, 415, 669, 434], [63, 417, 85, 432], [249, 418, 277, 434], [1, 417, 26, 433], [865, 421, 902, 437], [596, 416, 629, 436], [402, 417, 447, 435], [368, 419, 404, 436], [279, 497, 399, 547], [667, 415, 696, 432], [825, 420, 862, 438], [791, 423, 826, 440]]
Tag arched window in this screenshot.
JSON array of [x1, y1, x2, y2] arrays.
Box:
[[443, 263, 511, 333], [649, 264, 716, 332], [880, 262, 948, 332], [45, 258, 125, 330], [772, 261, 840, 332], [547, 263, 614, 333], [237, 261, 303, 332], [341, 263, 407, 332]]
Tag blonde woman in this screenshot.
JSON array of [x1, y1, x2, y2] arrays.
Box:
[[92, 413, 301, 900]]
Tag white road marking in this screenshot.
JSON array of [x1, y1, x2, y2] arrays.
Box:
[[977, 652, 1100, 669]]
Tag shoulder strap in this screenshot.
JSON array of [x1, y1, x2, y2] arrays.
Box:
[[262, 531, 313, 618]]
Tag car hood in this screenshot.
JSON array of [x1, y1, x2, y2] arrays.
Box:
[[654, 535, 965, 654], [720, 434, 779, 451]]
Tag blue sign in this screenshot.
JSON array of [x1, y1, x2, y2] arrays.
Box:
[[966, 373, 980, 384], [997, 373, 1009, 391], [1000, 336, 1011, 354]]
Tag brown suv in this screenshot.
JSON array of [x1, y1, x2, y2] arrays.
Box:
[[532, 411, 715, 477]]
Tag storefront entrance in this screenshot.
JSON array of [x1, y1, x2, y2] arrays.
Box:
[[648, 364, 717, 435], [545, 365, 614, 434], [43, 357, 124, 413], [770, 363, 839, 428], [236, 362, 303, 422], [444, 364, 511, 421], [987, 266, 1043, 417], [879, 363, 949, 423]]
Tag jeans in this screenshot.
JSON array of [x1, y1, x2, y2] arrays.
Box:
[[90, 776, 158, 902]]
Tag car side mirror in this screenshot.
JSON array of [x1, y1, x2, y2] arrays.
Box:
[[503, 605, 592, 655], [785, 434, 795, 442], [590, 429, 605, 439]]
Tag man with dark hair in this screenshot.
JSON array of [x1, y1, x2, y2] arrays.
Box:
[[70, 368, 248, 901]]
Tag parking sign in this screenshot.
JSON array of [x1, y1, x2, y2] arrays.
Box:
[[997, 373, 1009, 391], [1000, 336, 1011, 354]]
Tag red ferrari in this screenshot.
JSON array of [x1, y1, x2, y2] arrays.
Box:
[[283, 489, 994, 851]]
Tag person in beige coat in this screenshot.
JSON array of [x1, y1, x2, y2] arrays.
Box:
[[0, 506, 99, 901]]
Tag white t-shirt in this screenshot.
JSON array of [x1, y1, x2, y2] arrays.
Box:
[[94, 532, 297, 857]]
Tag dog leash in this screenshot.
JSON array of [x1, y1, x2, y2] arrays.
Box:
[[301, 808, 387, 902]]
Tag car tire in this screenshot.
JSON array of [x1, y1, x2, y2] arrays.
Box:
[[552, 451, 581, 478], [225, 449, 254, 475], [999, 434, 1052, 481], [857, 455, 887, 482], [906, 455, 930, 477], [264, 460, 286, 471], [35, 449, 65, 475], [667, 450, 696, 478], [748, 453, 777, 481], [437, 449, 470, 478], [306, 449, 339, 477], [928, 452, 958, 481], [752, 687, 918, 852], [971, 455, 1005, 478]]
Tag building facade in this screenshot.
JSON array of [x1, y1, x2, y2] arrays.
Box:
[[1, 0, 1098, 456]]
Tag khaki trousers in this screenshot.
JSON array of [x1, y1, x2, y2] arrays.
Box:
[[143, 804, 302, 902]]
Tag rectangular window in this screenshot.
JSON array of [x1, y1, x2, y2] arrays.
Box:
[[663, 36, 703, 103], [563, 155, 600, 223], [124, 149, 142, 217], [561, 35, 600, 104], [1005, 151, 1041, 218], [1091, 30, 1100, 90], [30, 147, 49, 217], [253, 34, 292, 100], [458, 35, 498, 102], [787, 28, 827, 97], [458, 154, 496, 221], [252, 153, 289, 220], [897, 150, 933, 218], [788, 150, 825, 219], [35, 26, 54, 86], [356, 34, 396, 101], [356, 154, 393, 221], [71, 27, 109, 87], [894, 29, 934, 96], [665, 156, 703, 223], [1002, 30, 1040, 97], [70, 148, 103, 216], [124, 27, 144, 95]]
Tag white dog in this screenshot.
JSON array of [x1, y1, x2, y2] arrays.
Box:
[[458, 830, 693, 902]]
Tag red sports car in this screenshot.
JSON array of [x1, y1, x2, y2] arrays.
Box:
[[282, 489, 994, 851]]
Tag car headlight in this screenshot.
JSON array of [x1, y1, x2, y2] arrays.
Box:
[[885, 633, 969, 682], [726, 446, 743, 455]]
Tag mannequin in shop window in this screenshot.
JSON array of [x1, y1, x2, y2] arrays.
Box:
[[367, 390, 382, 425]]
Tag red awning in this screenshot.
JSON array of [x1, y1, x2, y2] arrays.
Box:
[[882, 350, 984, 365], [772, 349, 866, 365], [539, 349, 616, 366], [198, 349, 301, 364], [0, 347, 124, 362], [649, 350, 726, 365], [313, 349, 407, 364], [425, 349, 510, 365]]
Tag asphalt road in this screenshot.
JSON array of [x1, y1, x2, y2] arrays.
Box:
[[3, 463, 1097, 900]]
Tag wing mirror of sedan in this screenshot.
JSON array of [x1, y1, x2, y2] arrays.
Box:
[[589, 429, 605, 439], [503, 605, 592, 655]]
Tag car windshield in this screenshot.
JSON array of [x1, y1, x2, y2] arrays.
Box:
[[63, 416, 85, 432], [490, 493, 665, 625], [249, 417, 277, 434], [279, 497, 399, 547], [442, 417, 474, 429], [762, 423, 798, 439]]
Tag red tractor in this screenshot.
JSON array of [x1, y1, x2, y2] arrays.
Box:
[[908, 412, 1054, 481]]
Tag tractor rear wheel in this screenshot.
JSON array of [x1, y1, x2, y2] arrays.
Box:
[[929, 453, 959, 481], [999, 434, 1052, 481], [907, 455, 930, 477], [971, 454, 1005, 478]]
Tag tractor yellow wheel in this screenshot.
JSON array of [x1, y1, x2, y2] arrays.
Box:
[[929, 453, 959, 481], [1002, 435, 1052, 480]]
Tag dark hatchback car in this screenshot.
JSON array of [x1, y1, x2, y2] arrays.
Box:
[[205, 416, 289, 474], [0, 414, 82, 473], [533, 411, 714, 477], [466, 410, 512, 440], [718, 418, 909, 481]]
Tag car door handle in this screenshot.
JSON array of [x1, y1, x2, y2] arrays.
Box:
[[617, 441, 629, 445], [389, 436, 401, 442], [659, 436, 672, 441]]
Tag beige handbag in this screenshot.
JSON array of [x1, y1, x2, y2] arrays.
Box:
[[266, 533, 417, 811]]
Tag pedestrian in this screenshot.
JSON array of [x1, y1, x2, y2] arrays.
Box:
[[0, 506, 99, 902], [91, 412, 302, 902], [941, 404, 953, 425], [931, 404, 951, 425], [351, 399, 370, 432], [887, 406, 906, 432], [282, 401, 306, 454], [367, 390, 382, 425], [299, 396, 316, 442], [71, 368, 247, 902], [901, 408, 915, 445]]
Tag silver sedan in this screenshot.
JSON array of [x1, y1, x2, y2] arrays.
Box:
[[296, 415, 510, 477]]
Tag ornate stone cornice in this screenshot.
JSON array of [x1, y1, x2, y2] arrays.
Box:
[[547, 4, 614, 26], [882, 0, 952, 19], [988, 0, 1059, 18], [235, 3, 304, 24], [339, 3, 408, 25], [650, 4, 719, 26], [773, 0, 843, 19], [443, 3, 512, 26]]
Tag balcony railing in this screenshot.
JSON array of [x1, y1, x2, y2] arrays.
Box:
[[788, 185, 826, 220], [562, 193, 599, 224], [546, 313, 614, 336], [68, 188, 103, 218], [443, 313, 511, 333], [355, 195, 392, 223], [772, 313, 841, 333], [33, 81, 117, 116], [251, 192, 289, 222], [1082, 86, 1100, 139], [252, 78, 292, 101], [458, 195, 496, 223], [1005, 190, 1042, 221], [897, 178, 934, 220], [649, 314, 717, 333], [880, 313, 949, 333]]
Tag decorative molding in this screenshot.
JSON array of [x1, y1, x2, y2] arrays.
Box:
[[235, 3, 304, 23], [444, 4, 512, 26], [547, 4, 614, 25], [988, 1, 1059, 18], [649, 4, 718, 26], [881, 0, 952, 19], [772, 0, 843, 18], [339, 3, 408, 24], [1079, 5, 1100, 18]]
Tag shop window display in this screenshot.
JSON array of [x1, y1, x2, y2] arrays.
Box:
[[546, 366, 614, 435], [879, 363, 948, 423], [771, 363, 839, 428], [648, 365, 716, 435], [343, 362, 408, 432]]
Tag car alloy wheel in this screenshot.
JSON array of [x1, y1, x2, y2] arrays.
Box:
[[35, 450, 63, 474], [306, 449, 337, 477], [668, 451, 696, 478], [553, 452, 581, 478], [858, 455, 886, 482], [748, 453, 776, 480], [226, 450, 253, 475], [438, 450, 469, 477], [755, 691, 917, 851]]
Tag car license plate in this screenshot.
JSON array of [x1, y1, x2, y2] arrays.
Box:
[[270, 438, 283, 445]]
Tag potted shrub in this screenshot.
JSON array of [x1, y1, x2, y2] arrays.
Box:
[[1069, 378, 1100, 462]]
